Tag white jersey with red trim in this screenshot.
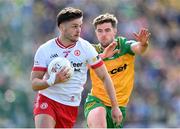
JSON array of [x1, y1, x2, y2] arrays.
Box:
[[32, 37, 103, 106]]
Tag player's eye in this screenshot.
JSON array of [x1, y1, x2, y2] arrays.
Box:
[[72, 25, 81, 29], [72, 25, 78, 28], [105, 28, 111, 32], [97, 29, 103, 33]]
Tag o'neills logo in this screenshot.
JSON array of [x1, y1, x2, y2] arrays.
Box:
[[40, 102, 48, 109], [74, 50, 80, 56]]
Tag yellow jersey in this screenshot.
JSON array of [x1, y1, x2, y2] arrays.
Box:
[[90, 37, 136, 107]]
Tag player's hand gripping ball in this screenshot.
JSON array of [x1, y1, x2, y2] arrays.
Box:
[[48, 57, 74, 78]]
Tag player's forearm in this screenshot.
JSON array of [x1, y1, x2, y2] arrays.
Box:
[[31, 78, 49, 91], [131, 41, 148, 55], [94, 65, 119, 107], [103, 74, 118, 107], [138, 42, 148, 54]]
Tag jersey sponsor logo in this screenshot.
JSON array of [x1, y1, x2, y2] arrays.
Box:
[[40, 102, 48, 109], [74, 50, 80, 56], [71, 61, 83, 72], [50, 53, 58, 58], [109, 64, 127, 74], [74, 68, 81, 72]]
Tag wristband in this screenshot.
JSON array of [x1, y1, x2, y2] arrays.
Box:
[[46, 73, 56, 86]]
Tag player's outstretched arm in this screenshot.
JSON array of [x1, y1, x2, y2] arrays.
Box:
[[93, 64, 123, 126], [131, 28, 151, 55]]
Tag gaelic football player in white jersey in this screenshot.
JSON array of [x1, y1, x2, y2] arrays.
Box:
[[30, 7, 122, 128]]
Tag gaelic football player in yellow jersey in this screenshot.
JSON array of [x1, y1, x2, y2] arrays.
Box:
[[84, 13, 151, 128]]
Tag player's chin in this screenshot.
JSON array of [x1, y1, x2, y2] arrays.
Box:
[[101, 43, 110, 48], [101, 40, 111, 46]]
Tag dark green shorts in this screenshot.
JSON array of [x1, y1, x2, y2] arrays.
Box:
[[84, 94, 126, 128]]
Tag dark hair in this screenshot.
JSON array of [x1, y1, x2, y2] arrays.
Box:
[[93, 13, 118, 29], [57, 7, 83, 27]]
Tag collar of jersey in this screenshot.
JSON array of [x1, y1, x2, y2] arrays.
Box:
[[55, 37, 76, 49]]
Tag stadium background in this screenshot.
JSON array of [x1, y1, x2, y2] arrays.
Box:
[[0, 0, 179, 127]]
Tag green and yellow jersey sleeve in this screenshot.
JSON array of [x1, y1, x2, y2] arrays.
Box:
[[90, 36, 136, 107]]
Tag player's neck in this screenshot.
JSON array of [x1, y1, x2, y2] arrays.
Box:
[[58, 36, 75, 47]]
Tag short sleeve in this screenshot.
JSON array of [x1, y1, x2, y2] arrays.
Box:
[[118, 37, 135, 55], [124, 40, 136, 55], [85, 42, 103, 69], [32, 46, 47, 72]]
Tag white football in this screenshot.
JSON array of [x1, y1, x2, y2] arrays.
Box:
[[48, 57, 74, 78]]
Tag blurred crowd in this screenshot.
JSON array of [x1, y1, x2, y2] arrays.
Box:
[[0, 0, 179, 127]]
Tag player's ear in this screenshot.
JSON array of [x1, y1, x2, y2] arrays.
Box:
[[113, 28, 117, 35], [57, 25, 61, 31], [59, 23, 65, 31]]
